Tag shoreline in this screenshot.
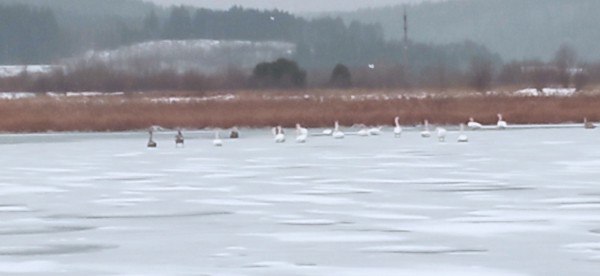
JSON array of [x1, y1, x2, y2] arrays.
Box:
[[0, 123, 593, 136], [0, 92, 599, 133]]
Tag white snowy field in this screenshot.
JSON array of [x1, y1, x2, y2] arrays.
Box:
[[0, 128, 599, 275]]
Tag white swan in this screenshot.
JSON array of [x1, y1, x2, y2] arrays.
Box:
[[213, 131, 223, 147], [436, 127, 447, 142], [584, 118, 596, 129], [322, 129, 333, 136], [354, 124, 369, 137], [497, 114, 508, 129], [147, 130, 157, 148], [368, 126, 383, 136], [333, 121, 345, 139], [457, 124, 469, 143], [357, 128, 370, 137], [273, 126, 286, 143], [467, 117, 482, 130], [421, 120, 431, 138], [296, 123, 308, 143], [394, 117, 402, 138]]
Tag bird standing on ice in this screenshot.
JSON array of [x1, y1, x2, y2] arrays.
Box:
[[368, 126, 383, 136], [458, 124, 469, 143], [230, 127, 240, 139], [497, 114, 508, 129], [584, 118, 596, 129], [436, 127, 447, 142], [296, 123, 308, 143], [357, 126, 370, 137], [421, 120, 431, 138], [333, 121, 345, 139], [273, 126, 286, 143], [394, 117, 402, 138], [175, 130, 184, 147], [147, 129, 157, 148], [467, 117, 482, 130], [213, 131, 223, 147]]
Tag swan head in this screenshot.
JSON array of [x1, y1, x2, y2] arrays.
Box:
[[296, 123, 301, 129], [469, 117, 474, 122], [497, 113, 503, 120]]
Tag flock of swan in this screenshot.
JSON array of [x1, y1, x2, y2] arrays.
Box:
[[147, 114, 596, 148]]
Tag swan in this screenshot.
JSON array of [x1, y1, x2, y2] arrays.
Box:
[[230, 127, 240, 139], [584, 118, 596, 129], [457, 124, 469, 143], [368, 126, 383, 136], [497, 114, 508, 129], [273, 126, 286, 143], [175, 130, 184, 147], [436, 127, 447, 142], [322, 129, 333, 136], [394, 117, 402, 138], [357, 129, 370, 136], [296, 123, 308, 143], [213, 131, 223, 147], [420, 120, 431, 138], [467, 117, 482, 130], [355, 124, 370, 137], [332, 121, 345, 139], [147, 129, 157, 148]]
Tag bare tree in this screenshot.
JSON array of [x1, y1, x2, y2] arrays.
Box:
[[469, 56, 493, 92], [553, 44, 578, 88], [574, 72, 589, 91]]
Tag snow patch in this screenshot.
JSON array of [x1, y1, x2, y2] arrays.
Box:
[[515, 88, 576, 96]]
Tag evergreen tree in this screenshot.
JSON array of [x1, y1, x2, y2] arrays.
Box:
[[329, 64, 352, 88]]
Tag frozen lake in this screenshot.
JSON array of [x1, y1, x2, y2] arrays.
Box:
[[0, 128, 599, 275]]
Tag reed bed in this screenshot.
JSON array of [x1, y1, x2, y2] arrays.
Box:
[[0, 91, 599, 133]]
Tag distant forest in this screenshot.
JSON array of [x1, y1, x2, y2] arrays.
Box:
[[1, 0, 599, 92], [339, 0, 600, 61], [0, 0, 497, 73]]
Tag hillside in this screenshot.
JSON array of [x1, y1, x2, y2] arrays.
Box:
[[338, 0, 600, 61]]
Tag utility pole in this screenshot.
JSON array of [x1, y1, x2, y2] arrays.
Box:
[[403, 6, 409, 68]]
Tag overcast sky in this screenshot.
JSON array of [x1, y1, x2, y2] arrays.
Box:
[[145, 0, 437, 12]]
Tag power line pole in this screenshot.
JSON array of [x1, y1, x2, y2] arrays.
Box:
[[403, 6, 409, 68]]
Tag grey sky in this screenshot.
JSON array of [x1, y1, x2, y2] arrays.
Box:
[[145, 0, 436, 12]]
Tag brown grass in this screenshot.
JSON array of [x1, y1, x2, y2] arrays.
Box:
[[0, 91, 599, 133]]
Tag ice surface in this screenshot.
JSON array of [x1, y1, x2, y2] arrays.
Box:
[[0, 128, 599, 275]]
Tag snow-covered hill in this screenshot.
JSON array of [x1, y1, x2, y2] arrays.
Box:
[[71, 39, 296, 74]]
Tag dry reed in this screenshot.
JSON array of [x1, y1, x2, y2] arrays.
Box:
[[0, 91, 599, 133]]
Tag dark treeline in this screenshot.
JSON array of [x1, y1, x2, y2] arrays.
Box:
[[0, 2, 497, 73], [1, 1, 600, 93], [341, 0, 600, 61], [0, 5, 62, 64], [3, 47, 600, 93], [135, 6, 500, 71]]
